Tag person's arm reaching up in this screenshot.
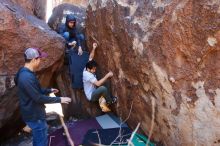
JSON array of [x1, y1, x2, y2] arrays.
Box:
[[89, 43, 97, 61]]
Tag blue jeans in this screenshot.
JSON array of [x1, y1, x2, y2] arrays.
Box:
[[63, 32, 85, 48], [26, 120, 48, 146], [91, 86, 113, 103]]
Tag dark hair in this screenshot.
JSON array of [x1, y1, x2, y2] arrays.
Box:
[[86, 60, 98, 70]]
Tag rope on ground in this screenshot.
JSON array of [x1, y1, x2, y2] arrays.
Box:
[[59, 116, 74, 146], [48, 136, 55, 146], [48, 93, 74, 146], [127, 123, 141, 146], [146, 97, 156, 146]]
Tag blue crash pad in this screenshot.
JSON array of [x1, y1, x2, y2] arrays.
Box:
[[68, 50, 89, 89], [96, 113, 128, 129]]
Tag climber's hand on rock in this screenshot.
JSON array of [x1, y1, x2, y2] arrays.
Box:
[[93, 43, 97, 49], [107, 71, 113, 78]]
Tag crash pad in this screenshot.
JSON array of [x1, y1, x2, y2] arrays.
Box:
[[68, 50, 89, 89]]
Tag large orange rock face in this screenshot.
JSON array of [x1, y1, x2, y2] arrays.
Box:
[[63, 0, 88, 8], [4, 0, 47, 19], [86, 0, 220, 145], [0, 0, 65, 141]]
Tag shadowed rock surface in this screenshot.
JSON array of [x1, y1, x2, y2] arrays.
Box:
[[5, 0, 47, 20], [86, 0, 220, 145], [62, 0, 88, 8]]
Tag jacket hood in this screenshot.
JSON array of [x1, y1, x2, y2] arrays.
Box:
[[65, 14, 76, 25]]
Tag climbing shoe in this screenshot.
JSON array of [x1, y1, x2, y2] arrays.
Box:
[[107, 96, 117, 104], [99, 96, 111, 112]]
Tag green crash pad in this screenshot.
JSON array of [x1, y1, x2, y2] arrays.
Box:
[[113, 133, 155, 146]]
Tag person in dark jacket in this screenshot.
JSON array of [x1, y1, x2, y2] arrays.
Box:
[[15, 48, 71, 146], [58, 14, 83, 55]]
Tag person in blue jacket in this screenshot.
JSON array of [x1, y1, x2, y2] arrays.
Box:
[[58, 14, 84, 55], [15, 48, 71, 146]]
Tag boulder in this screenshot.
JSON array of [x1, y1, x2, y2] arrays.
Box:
[[3, 0, 46, 20], [0, 1, 65, 141], [10, 0, 34, 14], [62, 0, 88, 8], [48, 3, 86, 34], [86, 0, 220, 145]]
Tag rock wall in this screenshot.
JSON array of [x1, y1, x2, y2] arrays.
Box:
[[0, 0, 65, 141], [10, 0, 34, 14], [86, 0, 220, 145], [8, 0, 47, 20], [63, 0, 88, 8], [33, 0, 47, 20]]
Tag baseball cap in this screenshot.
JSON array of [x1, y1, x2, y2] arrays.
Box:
[[24, 48, 48, 59]]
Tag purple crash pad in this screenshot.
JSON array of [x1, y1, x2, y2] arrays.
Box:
[[48, 118, 102, 146]]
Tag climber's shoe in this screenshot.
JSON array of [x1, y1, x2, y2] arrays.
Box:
[[99, 96, 111, 112]]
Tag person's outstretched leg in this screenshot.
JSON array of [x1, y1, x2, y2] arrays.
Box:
[[103, 81, 117, 104], [91, 86, 109, 101], [91, 86, 116, 104], [91, 86, 111, 112]]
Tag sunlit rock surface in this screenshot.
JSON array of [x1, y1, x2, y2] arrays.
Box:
[[63, 0, 88, 8], [86, 0, 220, 145]]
